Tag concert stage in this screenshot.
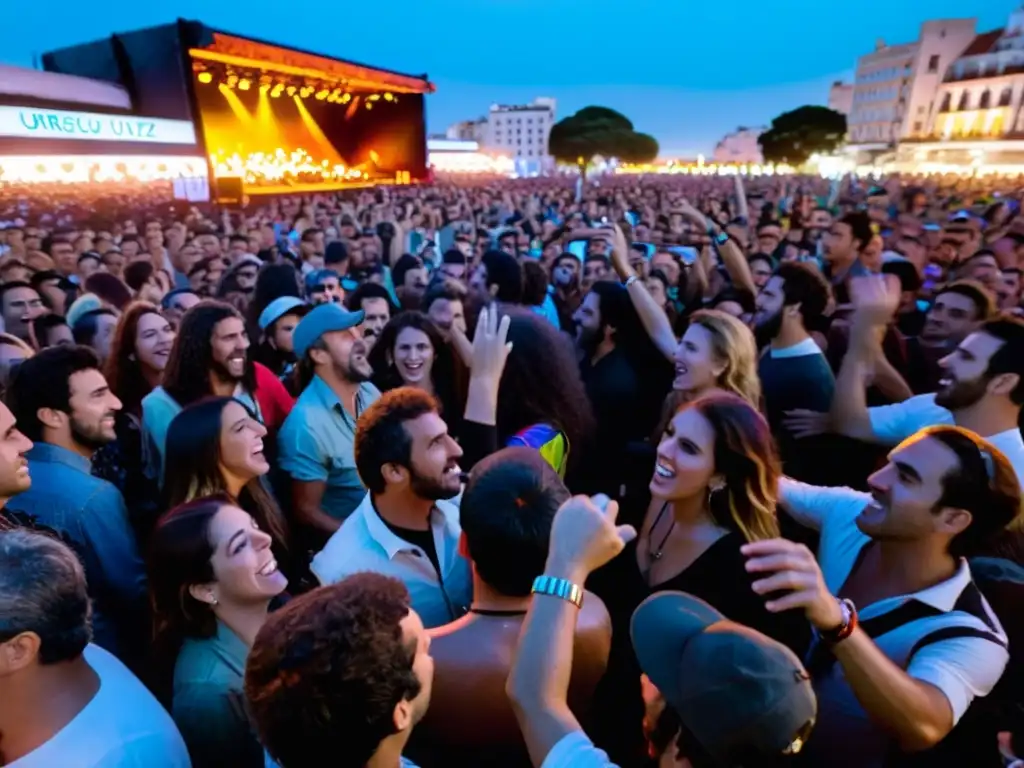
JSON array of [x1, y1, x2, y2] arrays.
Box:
[[40, 20, 433, 202]]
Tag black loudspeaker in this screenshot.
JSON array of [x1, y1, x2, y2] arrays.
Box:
[[215, 176, 244, 205]]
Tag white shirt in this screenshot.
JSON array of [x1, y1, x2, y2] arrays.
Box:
[[541, 732, 615, 768], [867, 393, 1024, 484], [310, 492, 472, 628], [770, 337, 823, 359], [779, 479, 1010, 767], [10, 644, 191, 768]]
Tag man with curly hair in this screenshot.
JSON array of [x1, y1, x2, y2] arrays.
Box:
[[245, 572, 433, 768]]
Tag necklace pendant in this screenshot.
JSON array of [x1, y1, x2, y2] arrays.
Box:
[[651, 551, 663, 560]]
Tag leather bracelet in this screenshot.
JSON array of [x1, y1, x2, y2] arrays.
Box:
[[531, 575, 584, 609], [821, 598, 857, 646]]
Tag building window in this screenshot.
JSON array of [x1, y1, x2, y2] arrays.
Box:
[[1000, 87, 1013, 107], [958, 91, 970, 111], [914, 121, 923, 132], [939, 93, 952, 112], [979, 90, 992, 109], [917, 105, 926, 115]]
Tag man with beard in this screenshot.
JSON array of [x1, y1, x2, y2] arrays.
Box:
[[572, 282, 649, 498], [753, 262, 837, 483], [279, 303, 380, 542], [833, 275, 1024, 483], [346, 281, 395, 352], [142, 301, 293, 480], [770, 425, 1017, 767], [310, 387, 470, 629], [246, 574, 433, 768], [5, 345, 148, 661], [903, 281, 994, 394]]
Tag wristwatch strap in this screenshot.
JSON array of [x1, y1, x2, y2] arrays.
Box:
[[821, 598, 858, 646], [531, 575, 584, 609], [714, 230, 730, 246], [624, 275, 639, 288]]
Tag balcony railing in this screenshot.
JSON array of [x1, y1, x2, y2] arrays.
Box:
[[943, 64, 1024, 82]]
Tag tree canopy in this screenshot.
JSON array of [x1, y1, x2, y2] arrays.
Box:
[[548, 106, 659, 171], [757, 106, 847, 166]]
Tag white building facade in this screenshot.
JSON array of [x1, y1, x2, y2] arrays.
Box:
[[712, 126, 765, 164], [828, 82, 854, 115], [847, 18, 977, 153], [897, 6, 1024, 172], [483, 98, 556, 166]]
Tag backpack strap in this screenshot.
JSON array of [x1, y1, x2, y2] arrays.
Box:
[[906, 625, 1008, 661], [807, 599, 943, 678]]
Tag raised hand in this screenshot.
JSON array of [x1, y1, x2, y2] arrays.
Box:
[[849, 273, 901, 329], [469, 305, 512, 386], [548, 494, 637, 580], [742, 538, 843, 631]]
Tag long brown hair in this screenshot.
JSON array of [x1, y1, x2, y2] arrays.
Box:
[[104, 301, 163, 416], [162, 397, 290, 555], [682, 393, 780, 542]]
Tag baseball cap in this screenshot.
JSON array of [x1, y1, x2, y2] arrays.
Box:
[[292, 302, 365, 359], [258, 296, 308, 332], [630, 592, 816, 764], [305, 268, 340, 295]]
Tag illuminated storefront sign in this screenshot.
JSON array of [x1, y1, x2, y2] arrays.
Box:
[[0, 106, 197, 145]]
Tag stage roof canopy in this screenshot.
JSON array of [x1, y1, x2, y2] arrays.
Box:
[[0, 64, 131, 109], [190, 28, 435, 95]]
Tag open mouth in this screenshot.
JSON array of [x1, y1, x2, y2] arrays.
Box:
[[653, 461, 676, 479], [251, 439, 264, 457], [443, 462, 461, 477], [403, 361, 424, 373], [257, 558, 278, 577]]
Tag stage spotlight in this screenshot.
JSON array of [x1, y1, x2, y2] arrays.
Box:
[[366, 102, 374, 110], [315, 89, 328, 100], [260, 83, 271, 94], [286, 85, 297, 96], [227, 74, 239, 87], [197, 72, 213, 84], [238, 79, 251, 91], [340, 92, 352, 104], [331, 88, 342, 99], [369, 93, 381, 101], [384, 92, 394, 101]]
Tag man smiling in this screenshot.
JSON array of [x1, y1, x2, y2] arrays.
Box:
[[6, 345, 147, 661]]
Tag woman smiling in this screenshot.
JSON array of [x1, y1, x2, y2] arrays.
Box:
[[149, 495, 287, 768]]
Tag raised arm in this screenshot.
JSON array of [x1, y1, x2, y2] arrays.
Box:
[[609, 224, 677, 361], [507, 495, 635, 766], [830, 275, 900, 442], [678, 200, 756, 297]]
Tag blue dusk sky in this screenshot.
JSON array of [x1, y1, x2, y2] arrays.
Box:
[[2, 0, 1017, 155]]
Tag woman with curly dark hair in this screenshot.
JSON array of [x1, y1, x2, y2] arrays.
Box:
[[148, 495, 286, 768], [163, 396, 310, 592], [493, 309, 594, 478], [93, 302, 175, 538], [367, 311, 463, 435], [141, 300, 293, 482]]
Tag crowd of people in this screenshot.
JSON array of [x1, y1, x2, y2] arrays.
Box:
[[1, 170, 1024, 768]]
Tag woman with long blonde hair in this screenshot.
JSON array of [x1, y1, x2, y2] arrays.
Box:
[[588, 393, 810, 763], [666, 308, 761, 405]]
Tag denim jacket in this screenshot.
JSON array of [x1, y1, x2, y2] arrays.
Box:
[[8, 442, 148, 658]]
